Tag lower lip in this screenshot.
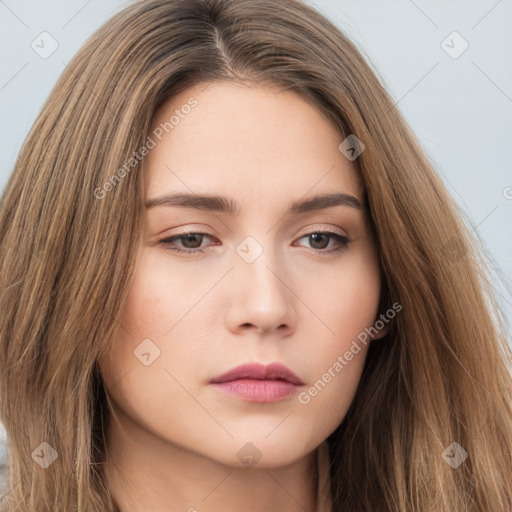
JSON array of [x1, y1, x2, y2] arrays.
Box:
[[211, 379, 300, 402]]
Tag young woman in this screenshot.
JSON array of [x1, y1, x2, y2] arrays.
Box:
[[0, 0, 511, 510]]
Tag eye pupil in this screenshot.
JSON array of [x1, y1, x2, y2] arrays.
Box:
[[182, 234, 203, 248], [309, 233, 329, 249]]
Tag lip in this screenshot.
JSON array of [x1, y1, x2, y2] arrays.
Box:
[[209, 362, 304, 403]]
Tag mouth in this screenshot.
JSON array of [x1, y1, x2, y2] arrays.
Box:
[[209, 362, 304, 403]]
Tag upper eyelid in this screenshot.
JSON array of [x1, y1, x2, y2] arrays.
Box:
[[166, 223, 349, 238], [162, 228, 349, 245]]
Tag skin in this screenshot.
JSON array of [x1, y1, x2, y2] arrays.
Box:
[[99, 81, 387, 512]]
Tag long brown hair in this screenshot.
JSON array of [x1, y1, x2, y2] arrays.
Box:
[[1, 0, 511, 510]]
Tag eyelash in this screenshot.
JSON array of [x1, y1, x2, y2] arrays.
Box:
[[158, 230, 350, 255]]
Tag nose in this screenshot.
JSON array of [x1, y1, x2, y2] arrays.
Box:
[[224, 243, 297, 337]]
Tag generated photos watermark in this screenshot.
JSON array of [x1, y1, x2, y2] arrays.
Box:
[[94, 97, 198, 199], [298, 301, 402, 405]]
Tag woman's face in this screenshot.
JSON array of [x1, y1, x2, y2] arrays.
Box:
[[99, 81, 384, 469]]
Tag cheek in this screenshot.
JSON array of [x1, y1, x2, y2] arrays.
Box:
[[293, 244, 381, 438], [296, 346, 368, 453], [114, 247, 213, 344], [97, 249, 212, 420], [301, 240, 382, 341]]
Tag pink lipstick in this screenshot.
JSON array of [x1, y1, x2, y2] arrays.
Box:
[[209, 362, 304, 403]]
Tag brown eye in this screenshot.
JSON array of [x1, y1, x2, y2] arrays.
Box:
[[159, 232, 214, 253], [158, 230, 350, 256], [294, 231, 350, 254]]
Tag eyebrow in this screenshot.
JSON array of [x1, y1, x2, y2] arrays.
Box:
[[145, 192, 365, 215]]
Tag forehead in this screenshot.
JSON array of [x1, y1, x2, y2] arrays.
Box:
[[145, 81, 363, 208]]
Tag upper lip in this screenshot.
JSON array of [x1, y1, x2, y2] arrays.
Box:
[[209, 362, 304, 385]]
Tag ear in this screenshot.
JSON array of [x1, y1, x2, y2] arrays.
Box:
[[370, 310, 392, 341], [371, 319, 389, 341], [372, 286, 393, 341]]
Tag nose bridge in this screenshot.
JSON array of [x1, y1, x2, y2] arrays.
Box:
[[228, 232, 296, 332], [235, 233, 285, 299]]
